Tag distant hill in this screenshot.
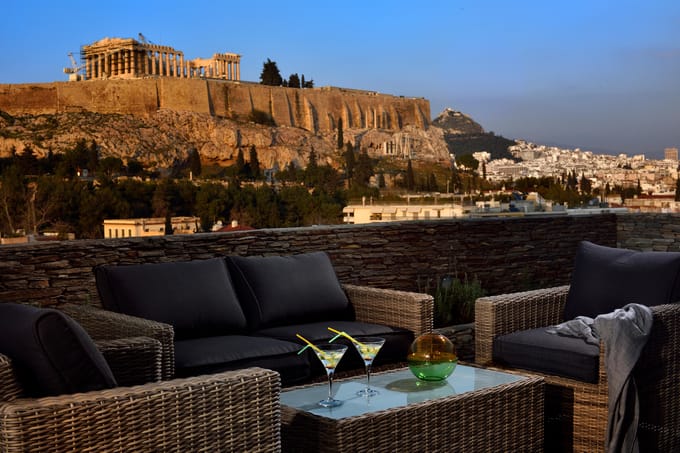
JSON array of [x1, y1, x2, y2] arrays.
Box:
[[430, 108, 516, 161]]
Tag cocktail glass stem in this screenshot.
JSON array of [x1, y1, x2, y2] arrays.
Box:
[[327, 370, 335, 402], [353, 337, 385, 397]]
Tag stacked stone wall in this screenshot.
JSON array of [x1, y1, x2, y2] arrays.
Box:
[[616, 212, 680, 251], [0, 214, 617, 308], [0, 80, 430, 133]]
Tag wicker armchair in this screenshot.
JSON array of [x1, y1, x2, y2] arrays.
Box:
[[475, 285, 680, 452], [0, 347, 280, 452], [342, 284, 433, 337], [62, 304, 176, 380]]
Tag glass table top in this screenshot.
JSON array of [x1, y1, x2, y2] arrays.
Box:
[[281, 364, 527, 420]]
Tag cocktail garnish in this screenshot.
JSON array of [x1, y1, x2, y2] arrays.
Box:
[[327, 327, 367, 347], [296, 333, 325, 355]]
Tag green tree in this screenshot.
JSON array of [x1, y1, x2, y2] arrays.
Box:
[[343, 142, 355, 184], [97, 156, 124, 181], [126, 159, 145, 177], [337, 118, 344, 149], [235, 147, 246, 178], [0, 165, 26, 235], [188, 148, 202, 177], [455, 154, 479, 171], [195, 182, 229, 232], [249, 145, 261, 180], [405, 159, 415, 191], [579, 172, 592, 195], [260, 58, 283, 86], [353, 151, 374, 188], [287, 73, 301, 88], [304, 149, 319, 187]]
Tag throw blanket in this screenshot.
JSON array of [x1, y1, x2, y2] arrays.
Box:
[[547, 304, 653, 453]]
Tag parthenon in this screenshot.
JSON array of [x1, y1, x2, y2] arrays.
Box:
[[80, 37, 240, 81]]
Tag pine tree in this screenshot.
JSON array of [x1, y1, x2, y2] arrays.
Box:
[[344, 142, 355, 183], [260, 58, 283, 86], [188, 148, 202, 177], [406, 159, 415, 191], [236, 147, 246, 176], [288, 73, 301, 88], [249, 145, 261, 179], [336, 118, 344, 149]]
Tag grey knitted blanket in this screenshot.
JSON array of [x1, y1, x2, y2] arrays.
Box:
[[547, 303, 653, 453]]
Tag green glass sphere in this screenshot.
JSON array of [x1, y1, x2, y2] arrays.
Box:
[[407, 333, 457, 381]]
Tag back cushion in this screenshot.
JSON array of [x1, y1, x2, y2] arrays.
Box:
[[0, 303, 117, 397], [226, 252, 353, 330], [95, 258, 247, 339], [564, 241, 680, 320]]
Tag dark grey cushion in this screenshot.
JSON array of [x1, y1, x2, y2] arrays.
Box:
[[95, 258, 247, 340], [174, 335, 311, 386], [0, 303, 117, 397], [493, 327, 600, 383], [226, 252, 353, 330], [256, 320, 414, 374], [564, 241, 680, 320]]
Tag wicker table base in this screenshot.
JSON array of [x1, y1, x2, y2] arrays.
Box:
[[281, 366, 544, 453]]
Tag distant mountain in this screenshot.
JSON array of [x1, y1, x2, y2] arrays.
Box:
[[430, 108, 516, 161]]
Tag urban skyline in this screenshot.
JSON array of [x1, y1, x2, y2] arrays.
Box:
[[2, 1, 679, 158]]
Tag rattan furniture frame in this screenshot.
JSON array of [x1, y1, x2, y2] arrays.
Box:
[[0, 353, 281, 452], [475, 285, 680, 452], [280, 366, 544, 453]]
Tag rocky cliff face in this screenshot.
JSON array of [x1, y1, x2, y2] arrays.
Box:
[[0, 78, 496, 170], [0, 108, 460, 170]]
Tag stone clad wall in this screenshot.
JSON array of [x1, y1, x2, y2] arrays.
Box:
[[0, 214, 618, 308], [0, 80, 430, 133], [616, 213, 680, 251]]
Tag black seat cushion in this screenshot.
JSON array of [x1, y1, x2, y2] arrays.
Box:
[[493, 327, 600, 383], [174, 335, 311, 386], [95, 258, 248, 340], [0, 303, 117, 397], [226, 252, 354, 330], [564, 241, 680, 320], [256, 320, 414, 375]]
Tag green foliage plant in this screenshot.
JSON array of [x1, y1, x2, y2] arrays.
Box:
[[421, 273, 486, 327]]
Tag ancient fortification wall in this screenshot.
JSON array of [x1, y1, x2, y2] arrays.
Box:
[[0, 214, 620, 308], [0, 79, 430, 133]]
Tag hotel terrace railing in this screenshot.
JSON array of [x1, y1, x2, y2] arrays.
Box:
[[1, 212, 679, 310]]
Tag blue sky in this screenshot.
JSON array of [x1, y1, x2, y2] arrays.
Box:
[[2, 1, 679, 158]]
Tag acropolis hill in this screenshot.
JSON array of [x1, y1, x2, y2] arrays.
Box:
[[0, 36, 456, 170]]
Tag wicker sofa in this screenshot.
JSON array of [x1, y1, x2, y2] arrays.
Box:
[[92, 252, 434, 386], [0, 304, 280, 453], [475, 242, 680, 452]]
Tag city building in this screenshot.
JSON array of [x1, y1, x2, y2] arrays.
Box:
[[103, 216, 200, 238], [343, 203, 464, 224], [665, 147, 679, 161]]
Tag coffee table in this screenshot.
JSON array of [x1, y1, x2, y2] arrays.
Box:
[[281, 364, 544, 452]]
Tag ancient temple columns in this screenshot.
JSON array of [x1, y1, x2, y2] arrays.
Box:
[[81, 37, 241, 81]]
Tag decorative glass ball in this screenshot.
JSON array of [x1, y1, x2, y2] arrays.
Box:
[[407, 333, 457, 381]]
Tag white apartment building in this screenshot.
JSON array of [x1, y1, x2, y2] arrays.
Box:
[[343, 203, 464, 224], [103, 216, 200, 238]]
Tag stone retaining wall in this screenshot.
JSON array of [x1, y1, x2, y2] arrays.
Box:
[[0, 213, 618, 308]]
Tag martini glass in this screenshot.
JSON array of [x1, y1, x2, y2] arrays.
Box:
[[352, 336, 385, 397], [313, 343, 348, 408]]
